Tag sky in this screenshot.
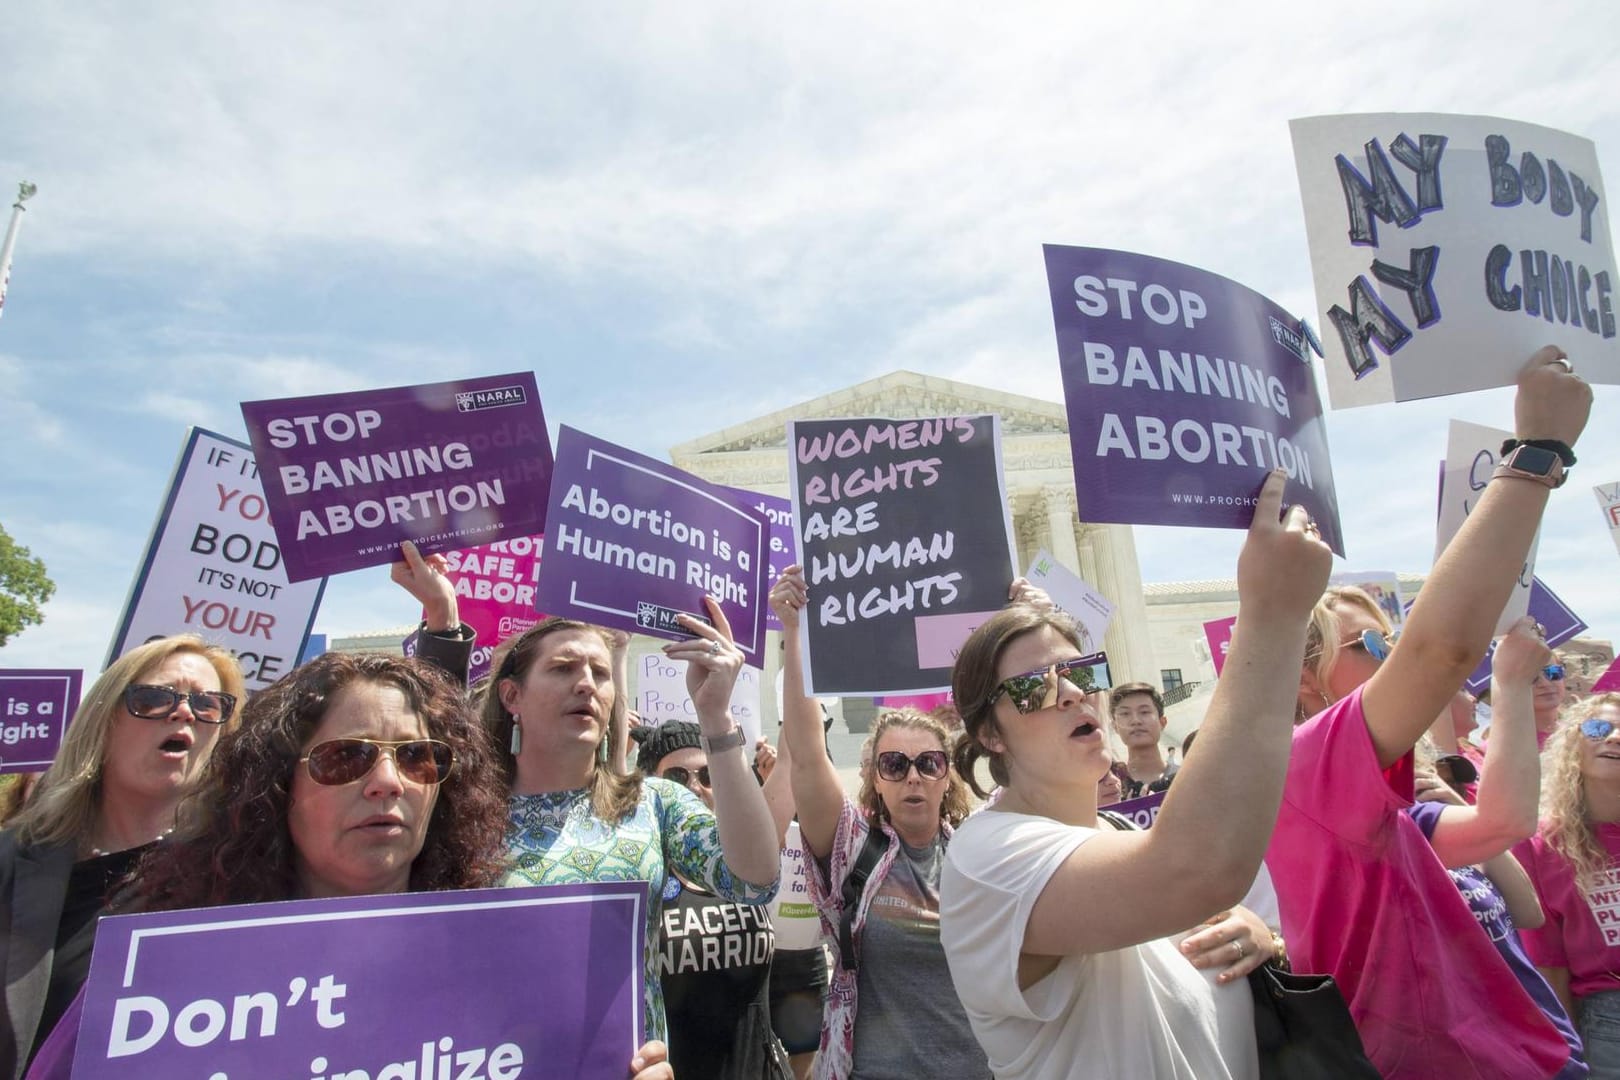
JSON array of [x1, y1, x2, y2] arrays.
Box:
[[1, 0, 1618, 684]]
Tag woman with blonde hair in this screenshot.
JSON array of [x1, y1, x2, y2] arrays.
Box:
[[0, 634, 244, 1077], [1518, 690, 1620, 1076], [772, 566, 989, 1080]]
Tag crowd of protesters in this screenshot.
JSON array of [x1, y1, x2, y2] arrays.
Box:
[[2, 346, 1616, 1078]]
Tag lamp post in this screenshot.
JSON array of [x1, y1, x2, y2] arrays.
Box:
[[0, 181, 39, 322]]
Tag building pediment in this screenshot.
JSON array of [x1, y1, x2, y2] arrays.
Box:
[[671, 370, 1069, 457]]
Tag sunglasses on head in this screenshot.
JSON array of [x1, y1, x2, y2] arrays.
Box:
[[987, 653, 1112, 714], [1581, 719, 1617, 741], [299, 738, 455, 787], [1541, 664, 1565, 682], [875, 749, 950, 782], [123, 684, 236, 725], [1343, 629, 1397, 663], [662, 765, 711, 788]]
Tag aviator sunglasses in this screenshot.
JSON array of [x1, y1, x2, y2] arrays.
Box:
[[875, 750, 950, 782], [123, 684, 237, 725], [662, 765, 711, 788], [299, 738, 455, 787], [987, 653, 1112, 714], [1540, 664, 1566, 682], [1581, 718, 1618, 741], [1344, 629, 1397, 663]]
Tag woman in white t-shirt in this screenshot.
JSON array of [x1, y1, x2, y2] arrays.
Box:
[[937, 471, 1331, 1080]]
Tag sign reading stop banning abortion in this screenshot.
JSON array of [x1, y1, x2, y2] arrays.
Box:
[[241, 373, 553, 583], [787, 415, 1017, 696], [1044, 245, 1345, 556], [0, 670, 80, 773], [1291, 112, 1618, 409], [70, 882, 644, 1080], [107, 429, 325, 693], [534, 427, 770, 659]]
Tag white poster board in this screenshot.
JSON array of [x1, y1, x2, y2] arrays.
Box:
[[636, 652, 764, 749], [1292, 112, 1618, 408], [1023, 549, 1115, 655], [108, 428, 326, 692], [1436, 420, 1538, 631], [1598, 482, 1620, 558]]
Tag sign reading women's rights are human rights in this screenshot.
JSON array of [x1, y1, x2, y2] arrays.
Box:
[[1043, 245, 1344, 555]]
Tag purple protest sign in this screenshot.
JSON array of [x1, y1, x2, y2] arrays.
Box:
[[71, 882, 643, 1080], [1044, 245, 1345, 555], [1464, 577, 1587, 695], [535, 427, 769, 660], [721, 486, 794, 633], [1106, 790, 1166, 829], [241, 373, 552, 583], [0, 670, 80, 774]]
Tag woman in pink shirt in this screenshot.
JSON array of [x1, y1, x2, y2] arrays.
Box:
[[1520, 692, 1620, 1077], [1264, 346, 1591, 1080]]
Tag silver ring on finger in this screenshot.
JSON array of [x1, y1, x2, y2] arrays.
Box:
[[1551, 355, 1574, 373], [708, 640, 720, 655], [1231, 940, 1245, 959]]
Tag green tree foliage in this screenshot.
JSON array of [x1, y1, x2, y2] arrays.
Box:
[[0, 522, 55, 647]]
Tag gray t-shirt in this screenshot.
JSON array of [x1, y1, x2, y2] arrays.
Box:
[[851, 833, 992, 1079]]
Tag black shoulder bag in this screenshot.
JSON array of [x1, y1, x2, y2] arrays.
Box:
[[836, 827, 890, 973]]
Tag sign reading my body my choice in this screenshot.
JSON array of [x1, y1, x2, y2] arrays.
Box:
[[0, 670, 80, 773], [787, 415, 1017, 696], [107, 429, 325, 692], [71, 882, 644, 1080], [1291, 112, 1618, 408], [534, 427, 770, 659], [1043, 245, 1345, 556], [241, 373, 552, 583]]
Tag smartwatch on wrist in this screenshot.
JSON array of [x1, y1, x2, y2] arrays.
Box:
[[1493, 443, 1566, 488], [700, 726, 748, 754]]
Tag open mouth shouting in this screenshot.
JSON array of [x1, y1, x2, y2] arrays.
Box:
[[1071, 721, 1100, 739]]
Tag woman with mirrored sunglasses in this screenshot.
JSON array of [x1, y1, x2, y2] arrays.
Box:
[[1268, 348, 1591, 1080], [936, 471, 1330, 1080], [1515, 691, 1620, 1077], [1533, 653, 1573, 747], [0, 634, 244, 1079], [770, 565, 982, 1080]]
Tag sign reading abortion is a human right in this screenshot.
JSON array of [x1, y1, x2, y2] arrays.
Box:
[[1044, 245, 1344, 555], [107, 428, 324, 692], [0, 670, 80, 773], [534, 427, 769, 659], [70, 882, 644, 1080], [241, 373, 552, 582], [787, 415, 1017, 696], [1292, 113, 1618, 408]]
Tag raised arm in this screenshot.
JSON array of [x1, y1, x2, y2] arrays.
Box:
[[760, 724, 799, 847], [664, 598, 781, 887], [1022, 470, 1332, 957], [391, 540, 475, 688], [1361, 347, 1590, 767], [603, 628, 633, 775], [769, 566, 849, 860], [1428, 617, 1547, 866]]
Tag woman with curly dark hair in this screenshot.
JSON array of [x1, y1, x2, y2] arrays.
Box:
[[27, 652, 676, 1080]]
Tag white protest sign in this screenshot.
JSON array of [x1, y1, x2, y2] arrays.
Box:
[[768, 822, 825, 951], [1436, 420, 1537, 631], [1598, 482, 1620, 557], [108, 429, 326, 692], [1292, 112, 1618, 408], [1329, 570, 1408, 631], [636, 653, 764, 749], [1024, 549, 1115, 654]]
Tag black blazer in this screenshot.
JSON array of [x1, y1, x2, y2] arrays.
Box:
[[0, 833, 75, 1080]]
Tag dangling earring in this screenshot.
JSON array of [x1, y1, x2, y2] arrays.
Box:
[[597, 731, 610, 766], [509, 715, 523, 755]]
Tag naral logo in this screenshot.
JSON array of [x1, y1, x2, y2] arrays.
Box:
[[455, 385, 528, 412], [1268, 317, 1309, 362], [636, 602, 713, 636]]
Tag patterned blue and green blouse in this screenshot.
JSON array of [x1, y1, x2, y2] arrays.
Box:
[[503, 777, 778, 1042]]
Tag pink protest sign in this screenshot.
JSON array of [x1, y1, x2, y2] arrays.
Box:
[[424, 535, 545, 682], [1204, 616, 1237, 676], [1593, 657, 1620, 694]]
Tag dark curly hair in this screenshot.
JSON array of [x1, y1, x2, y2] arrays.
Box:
[[130, 652, 510, 910]]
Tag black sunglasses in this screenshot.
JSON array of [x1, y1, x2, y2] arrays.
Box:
[[299, 738, 455, 787], [1432, 754, 1479, 786], [875, 749, 949, 782], [662, 764, 711, 788], [123, 684, 237, 725], [987, 653, 1112, 714]]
